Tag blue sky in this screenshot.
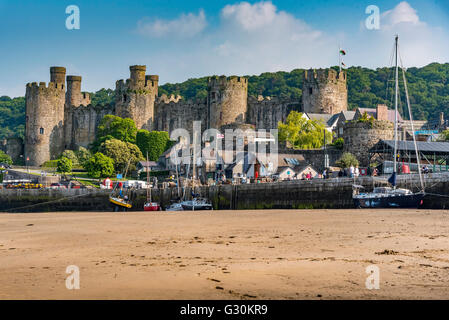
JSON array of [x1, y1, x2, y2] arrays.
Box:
[[0, 0, 448, 97]]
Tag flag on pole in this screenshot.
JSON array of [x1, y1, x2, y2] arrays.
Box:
[[339, 49, 346, 55], [341, 61, 346, 67]]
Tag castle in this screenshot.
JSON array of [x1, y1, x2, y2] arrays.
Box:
[[22, 65, 348, 166]]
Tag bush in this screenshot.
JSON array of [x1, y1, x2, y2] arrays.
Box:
[[42, 160, 59, 168], [336, 152, 359, 168], [84, 152, 115, 178], [332, 137, 344, 150], [60, 150, 78, 166], [76, 147, 91, 166], [0, 150, 12, 165], [57, 157, 72, 173]]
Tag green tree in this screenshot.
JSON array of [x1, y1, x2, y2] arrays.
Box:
[[0, 150, 13, 165], [75, 147, 91, 166], [0, 96, 25, 140], [336, 152, 359, 168], [92, 115, 137, 151], [99, 138, 144, 173], [278, 111, 332, 149], [57, 157, 72, 173], [136, 130, 173, 161], [60, 150, 79, 166], [89, 88, 115, 106], [438, 129, 449, 141], [83, 152, 115, 178]]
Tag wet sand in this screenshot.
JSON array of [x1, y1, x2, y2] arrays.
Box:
[[0, 209, 448, 299]]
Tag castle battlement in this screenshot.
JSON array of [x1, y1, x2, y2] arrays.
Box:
[[248, 95, 292, 103], [26, 81, 65, 93], [208, 75, 248, 89], [158, 94, 183, 104], [304, 68, 346, 83]]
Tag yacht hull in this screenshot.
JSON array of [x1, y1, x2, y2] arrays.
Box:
[[354, 193, 424, 209]]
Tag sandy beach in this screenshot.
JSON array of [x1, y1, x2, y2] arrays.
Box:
[[0, 209, 448, 299]]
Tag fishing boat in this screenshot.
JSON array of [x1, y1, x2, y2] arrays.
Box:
[[353, 35, 425, 209], [181, 198, 213, 211], [165, 201, 185, 211], [143, 152, 160, 211]]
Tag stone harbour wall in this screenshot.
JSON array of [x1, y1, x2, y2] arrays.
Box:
[[2, 172, 449, 212]]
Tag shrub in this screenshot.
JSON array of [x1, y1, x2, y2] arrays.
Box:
[[57, 157, 72, 173], [83, 152, 115, 178], [336, 152, 359, 168]]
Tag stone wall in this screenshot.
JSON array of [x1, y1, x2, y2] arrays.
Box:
[[343, 120, 394, 166], [154, 95, 208, 135], [247, 96, 301, 129], [2, 172, 449, 212], [5, 137, 23, 163], [71, 104, 114, 149]]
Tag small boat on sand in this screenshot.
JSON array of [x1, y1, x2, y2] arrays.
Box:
[[181, 198, 213, 211]]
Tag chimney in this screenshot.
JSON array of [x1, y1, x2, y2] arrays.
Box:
[[376, 104, 388, 121]]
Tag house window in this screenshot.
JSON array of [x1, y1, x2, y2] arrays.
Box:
[[123, 94, 127, 102], [339, 127, 343, 135], [39, 128, 44, 135], [309, 87, 313, 95]]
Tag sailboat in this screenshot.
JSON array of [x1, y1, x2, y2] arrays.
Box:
[[143, 152, 160, 211], [353, 35, 425, 209], [109, 159, 133, 211]]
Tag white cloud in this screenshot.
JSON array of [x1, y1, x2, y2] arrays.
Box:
[[137, 9, 206, 38], [208, 1, 332, 74], [382, 1, 422, 27], [221, 1, 277, 30]]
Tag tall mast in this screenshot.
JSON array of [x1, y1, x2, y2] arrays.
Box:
[[393, 35, 399, 179], [174, 145, 181, 198], [146, 152, 151, 202]]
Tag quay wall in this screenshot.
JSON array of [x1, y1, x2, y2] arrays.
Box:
[[1, 173, 449, 212]]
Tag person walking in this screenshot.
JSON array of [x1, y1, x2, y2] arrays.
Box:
[[349, 165, 355, 178]]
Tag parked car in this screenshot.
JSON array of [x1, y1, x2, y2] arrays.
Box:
[[0, 163, 11, 169]]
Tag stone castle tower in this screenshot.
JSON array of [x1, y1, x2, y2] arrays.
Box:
[[207, 76, 248, 129], [25, 67, 66, 166], [115, 65, 159, 130], [64, 75, 91, 149], [302, 68, 347, 114]]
